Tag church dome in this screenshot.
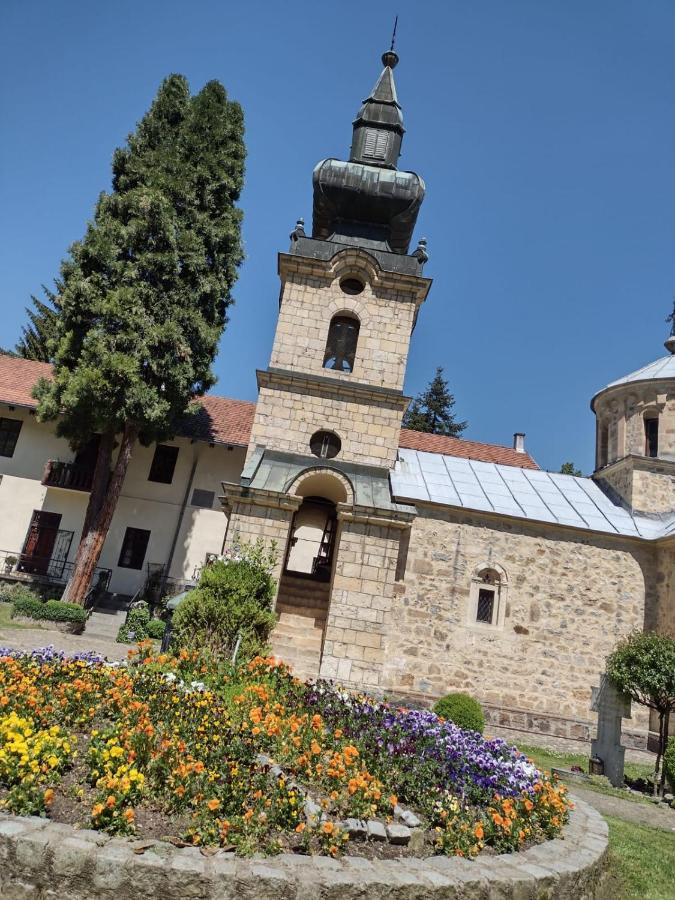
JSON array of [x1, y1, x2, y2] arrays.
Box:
[[600, 354, 675, 392]]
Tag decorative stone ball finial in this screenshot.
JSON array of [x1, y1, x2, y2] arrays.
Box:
[[382, 50, 399, 69], [290, 217, 306, 243]]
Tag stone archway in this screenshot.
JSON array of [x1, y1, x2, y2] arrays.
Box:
[[270, 468, 353, 680]]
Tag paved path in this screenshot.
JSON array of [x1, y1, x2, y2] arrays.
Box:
[[0, 610, 130, 661], [570, 786, 675, 833]]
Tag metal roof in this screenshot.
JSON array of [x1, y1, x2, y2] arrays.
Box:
[[599, 354, 675, 393], [391, 448, 675, 540]]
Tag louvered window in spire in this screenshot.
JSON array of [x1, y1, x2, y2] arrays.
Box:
[[363, 128, 389, 161]]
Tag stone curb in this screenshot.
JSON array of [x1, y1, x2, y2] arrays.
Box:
[[0, 798, 609, 899]]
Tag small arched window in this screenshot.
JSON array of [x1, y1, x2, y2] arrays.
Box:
[[323, 314, 360, 374], [644, 412, 659, 458], [475, 568, 501, 625]]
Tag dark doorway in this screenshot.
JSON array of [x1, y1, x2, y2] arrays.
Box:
[[19, 511, 73, 577]]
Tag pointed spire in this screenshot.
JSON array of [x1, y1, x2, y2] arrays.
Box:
[[350, 51, 405, 169]]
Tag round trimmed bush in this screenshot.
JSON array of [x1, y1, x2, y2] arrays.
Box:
[[146, 618, 166, 640], [433, 692, 485, 734]]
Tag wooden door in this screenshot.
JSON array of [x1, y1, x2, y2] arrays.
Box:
[[20, 511, 62, 575]]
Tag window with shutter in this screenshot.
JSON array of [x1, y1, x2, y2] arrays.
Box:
[[363, 129, 389, 160]]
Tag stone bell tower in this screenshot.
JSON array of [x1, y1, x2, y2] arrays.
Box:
[[222, 50, 431, 688]]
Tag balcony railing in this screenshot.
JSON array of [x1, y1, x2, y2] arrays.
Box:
[[0, 547, 111, 593], [42, 460, 94, 492]]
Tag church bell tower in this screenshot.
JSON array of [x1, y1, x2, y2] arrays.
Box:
[[222, 50, 431, 689]]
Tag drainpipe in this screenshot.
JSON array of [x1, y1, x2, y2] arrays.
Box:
[[162, 442, 200, 596]]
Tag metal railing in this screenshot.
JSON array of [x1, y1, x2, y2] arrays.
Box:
[[42, 460, 94, 492], [0, 548, 111, 594]]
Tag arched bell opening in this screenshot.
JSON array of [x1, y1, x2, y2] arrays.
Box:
[[283, 496, 337, 583]]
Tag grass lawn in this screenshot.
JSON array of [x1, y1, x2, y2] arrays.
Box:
[[605, 815, 675, 900], [516, 743, 656, 804], [0, 603, 37, 630]]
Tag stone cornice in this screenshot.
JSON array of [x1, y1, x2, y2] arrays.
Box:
[[337, 502, 416, 529], [257, 367, 411, 410], [594, 453, 675, 477], [278, 249, 432, 306], [219, 483, 302, 513]]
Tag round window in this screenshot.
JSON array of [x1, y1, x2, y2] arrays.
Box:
[[340, 277, 365, 296], [310, 430, 341, 459]]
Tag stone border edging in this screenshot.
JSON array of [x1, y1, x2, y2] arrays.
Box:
[[0, 797, 608, 899]]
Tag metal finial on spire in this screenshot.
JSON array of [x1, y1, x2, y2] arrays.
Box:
[[382, 15, 399, 69], [664, 301, 675, 354]]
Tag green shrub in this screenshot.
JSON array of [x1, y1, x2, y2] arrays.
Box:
[[665, 737, 675, 793], [433, 693, 485, 734], [11, 595, 86, 625], [0, 583, 42, 605], [43, 600, 87, 624], [117, 603, 151, 643], [11, 595, 46, 619], [146, 618, 166, 640], [172, 539, 277, 662]]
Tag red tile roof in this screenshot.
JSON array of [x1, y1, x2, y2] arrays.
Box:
[[0, 354, 538, 468], [0, 355, 52, 408], [399, 428, 538, 469]]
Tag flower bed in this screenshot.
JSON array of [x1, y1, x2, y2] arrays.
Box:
[[0, 645, 571, 859]]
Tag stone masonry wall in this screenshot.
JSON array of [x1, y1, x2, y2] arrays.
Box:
[[223, 497, 297, 586], [595, 456, 675, 515], [381, 505, 655, 743], [319, 515, 403, 690], [271, 260, 418, 392], [655, 544, 675, 634], [248, 382, 405, 469]]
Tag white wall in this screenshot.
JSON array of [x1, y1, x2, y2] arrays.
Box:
[[0, 402, 247, 595]]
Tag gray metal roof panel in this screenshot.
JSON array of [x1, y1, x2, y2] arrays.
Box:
[[391, 448, 672, 540]]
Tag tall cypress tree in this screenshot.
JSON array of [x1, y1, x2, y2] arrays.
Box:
[[16, 286, 61, 362], [403, 366, 467, 436], [35, 74, 245, 604]]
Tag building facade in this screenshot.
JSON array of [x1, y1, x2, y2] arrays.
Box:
[[1, 51, 673, 750]]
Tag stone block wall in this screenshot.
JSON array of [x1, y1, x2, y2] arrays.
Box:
[[595, 455, 675, 515], [222, 494, 299, 585], [248, 382, 406, 469], [319, 513, 403, 689], [271, 254, 419, 392], [381, 505, 655, 743]]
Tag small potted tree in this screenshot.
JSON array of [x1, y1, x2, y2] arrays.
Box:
[[3, 555, 17, 575], [607, 631, 675, 797]]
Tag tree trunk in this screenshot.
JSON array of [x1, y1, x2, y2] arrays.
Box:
[[654, 709, 665, 797], [61, 425, 137, 606], [659, 709, 670, 796]]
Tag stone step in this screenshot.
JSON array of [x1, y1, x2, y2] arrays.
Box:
[[274, 608, 326, 629]]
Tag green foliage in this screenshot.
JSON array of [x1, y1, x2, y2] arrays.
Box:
[[117, 603, 151, 643], [664, 737, 675, 793], [607, 631, 675, 792], [11, 595, 86, 625], [34, 74, 245, 449], [402, 367, 467, 437], [433, 693, 485, 734], [606, 631, 675, 715], [559, 461, 583, 477], [0, 583, 40, 604], [172, 539, 277, 661], [16, 285, 61, 362], [146, 618, 166, 640]]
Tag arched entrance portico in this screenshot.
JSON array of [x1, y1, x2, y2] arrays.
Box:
[[270, 468, 352, 679]]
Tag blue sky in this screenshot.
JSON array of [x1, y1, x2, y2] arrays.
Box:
[[2, 0, 674, 473]]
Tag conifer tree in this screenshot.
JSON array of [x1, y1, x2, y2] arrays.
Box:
[[559, 461, 582, 477], [34, 74, 245, 604], [16, 286, 61, 362], [403, 367, 467, 436]]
